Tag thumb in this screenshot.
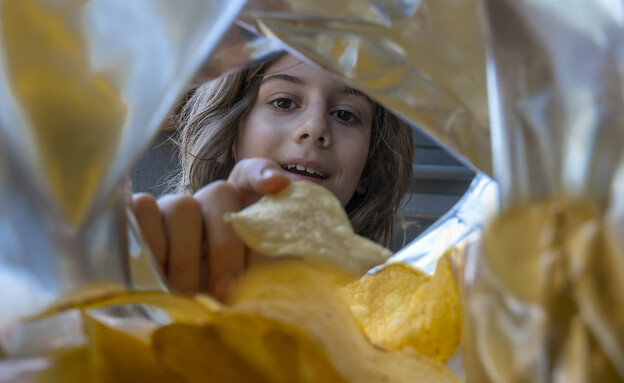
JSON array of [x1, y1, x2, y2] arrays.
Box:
[[227, 158, 290, 206]]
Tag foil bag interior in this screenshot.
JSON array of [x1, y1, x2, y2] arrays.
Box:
[[1, 0, 624, 382]]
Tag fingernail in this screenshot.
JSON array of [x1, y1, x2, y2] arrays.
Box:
[[262, 168, 278, 179]]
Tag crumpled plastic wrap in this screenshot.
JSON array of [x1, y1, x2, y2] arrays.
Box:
[[461, 0, 624, 382], [0, 0, 244, 355], [209, 0, 624, 381], [2, 0, 623, 382], [0, 0, 494, 336], [231, 0, 492, 174], [202, 0, 499, 275]]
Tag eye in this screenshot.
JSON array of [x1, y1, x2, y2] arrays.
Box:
[[332, 109, 359, 123], [271, 97, 297, 110]]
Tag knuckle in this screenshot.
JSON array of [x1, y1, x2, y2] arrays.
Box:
[[229, 158, 269, 180], [168, 262, 195, 278], [158, 194, 201, 218], [132, 192, 157, 211], [195, 180, 237, 201], [131, 193, 162, 222]]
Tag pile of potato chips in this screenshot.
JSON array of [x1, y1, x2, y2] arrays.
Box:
[[343, 255, 462, 363], [23, 181, 462, 382]]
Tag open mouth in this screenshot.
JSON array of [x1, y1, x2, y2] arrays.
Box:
[[281, 164, 328, 179]]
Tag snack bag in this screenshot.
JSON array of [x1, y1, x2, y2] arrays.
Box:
[[462, 1, 624, 381]]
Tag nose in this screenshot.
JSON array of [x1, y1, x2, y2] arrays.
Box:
[[293, 103, 331, 147]]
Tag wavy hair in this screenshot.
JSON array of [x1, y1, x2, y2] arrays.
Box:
[[174, 59, 413, 246]]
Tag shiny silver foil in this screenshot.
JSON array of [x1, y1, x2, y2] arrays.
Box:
[[1, 0, 622, 381], [462, 0, 624, 382], [237, 0, 492, 175], [0, 0, 494, 378], [390, 172, 498, 274], [223, 0, 624, 381], [0, 0, 244, 357], [185, 0, 498, 286]]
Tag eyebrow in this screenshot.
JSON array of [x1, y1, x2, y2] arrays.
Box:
[[262, 73, 374, 105], [341, 86, 374, 105], [262, 73, 304, 86]]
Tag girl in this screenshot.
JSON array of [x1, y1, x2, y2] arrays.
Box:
[[133, 54, 414, 299]]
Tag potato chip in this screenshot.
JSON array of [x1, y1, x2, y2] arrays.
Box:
[[227, 260, 461, 383], [194, 293, 225, 312], [224, 181, 392, 275], [31, 290, 216, 325], [342, 251, 462, 362], [27, 180, 461, 382], [29, 261, 459, 383], [41, 281, 127, 314], [23, 346, 90, 383], [153, 312, 347, 383], [83, 312, 183, 383], [342, 263, 430, 337], [23, 292, 219, 382]]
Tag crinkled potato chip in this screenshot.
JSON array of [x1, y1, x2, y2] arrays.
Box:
[[83, 312, 184, 383], [22, 292, 219, 383], [224, 181, 391, 275], [30, 290, 217, 325], [342, 263, 430, 337], [27, 180, 461, 382], [40, 281, 127, 314], [226, 260, 461, 383], [29, 261, 460, 383], [21, 346, 90, 383], [342, 251, 462, 362], [153, 312, 347, 383]]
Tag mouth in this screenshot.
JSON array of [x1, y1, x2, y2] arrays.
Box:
[[281, 163, 328, 180]]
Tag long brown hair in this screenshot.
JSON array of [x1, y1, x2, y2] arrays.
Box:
[[174, 59, 413, 246]]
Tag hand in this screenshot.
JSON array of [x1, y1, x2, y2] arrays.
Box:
[[131, 158, 290, 300]]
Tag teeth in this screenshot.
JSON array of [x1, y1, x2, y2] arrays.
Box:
[[281, 164, 326, 178]]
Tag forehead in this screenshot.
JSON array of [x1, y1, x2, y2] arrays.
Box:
[[262, 55, 374, 105], [264, 55, 339, 83]]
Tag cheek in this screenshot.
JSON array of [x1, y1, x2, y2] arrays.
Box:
[[343, 134, 371, 174], [334, 133, 371, 201], [236, 114, 284, 160]]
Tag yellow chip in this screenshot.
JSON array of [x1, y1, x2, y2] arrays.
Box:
[[153, 312, 347, 383], [31, 290, 217, 325], [33, 261, 460, 382], [39, 281, 127, 315], [83, 312, 183, 383], [342, 263, 431, 338], [24, 292, 219, 382], [224, 181, 391, 275], [227, 260, 461, 383], [342, 252, 462, 362], [24, 346, 90, 383]]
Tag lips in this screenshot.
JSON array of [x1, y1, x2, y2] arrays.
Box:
[[281, 163, 327, 179], [279, 159, 330, 180]]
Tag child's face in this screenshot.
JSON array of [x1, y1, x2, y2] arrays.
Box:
[[236, 55, 374, 207]]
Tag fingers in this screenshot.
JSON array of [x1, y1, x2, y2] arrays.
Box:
[[132, 159, 292, 299], [131, 193, 167, 271], [156, 194, 204, 295], [246, 250, 273, 268], [194, 181, 245, 300], [196, 159, 291, 299], [228, 158, 290, 206]]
